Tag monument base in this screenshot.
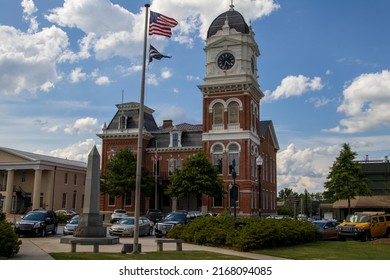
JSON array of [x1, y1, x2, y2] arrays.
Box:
[[73, 226, 107, 237]]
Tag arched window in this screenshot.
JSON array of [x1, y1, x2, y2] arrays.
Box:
[[213, 103, 224, 126], [212, 144, 224, 174], [228, 101, 239, 124], [227, 143, 239, 175]]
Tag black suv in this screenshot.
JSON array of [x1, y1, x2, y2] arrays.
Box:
[[145, 209, 164, 223], [154, 211, 202, 238], [14, 210, 58, 237]]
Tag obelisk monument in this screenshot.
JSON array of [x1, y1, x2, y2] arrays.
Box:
[[73, 146, 106, 237]]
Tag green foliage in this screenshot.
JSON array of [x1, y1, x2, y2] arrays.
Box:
[[100, 148, 154, 207], [167, 216, 317, 252], [0, 220, 21, 259], [166, 151, 225, 200], [0, 211, 5, 222], [56, 213, 70, 224], [323, 143, 372, 213]]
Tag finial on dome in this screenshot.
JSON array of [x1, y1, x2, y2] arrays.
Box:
[[230, 0, 235, 10]]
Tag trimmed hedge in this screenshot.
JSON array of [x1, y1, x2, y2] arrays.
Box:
[[167, 215, 317, 251]]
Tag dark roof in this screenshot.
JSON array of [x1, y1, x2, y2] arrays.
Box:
[[155, 123, 203, 132], [207, 8, 250, 38]]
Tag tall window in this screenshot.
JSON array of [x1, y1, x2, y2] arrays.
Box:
[[213, 103, 224, 125], [228, 143, 239, 175], [212, 144, 223, 174], [125, 192, 132, 206], [119, 115, 126, 129], [168, 158, 175, 176], [172, 133, 179, 147], [62, 193, 67, 208], [73, 174, 77, 185], [176, 157, 182, 169], [108, 195, 115, 206], [72, 191, 77, 209], [228, 101, 239, 124], [64, 173, 68, 185]]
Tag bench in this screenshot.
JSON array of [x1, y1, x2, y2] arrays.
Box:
[[70, 240, 100, 253], [155, 239, 183, 252]]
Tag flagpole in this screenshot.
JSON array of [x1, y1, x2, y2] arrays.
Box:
[[133, 3, 150, 254]]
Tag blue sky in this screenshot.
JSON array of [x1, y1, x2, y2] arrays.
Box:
[[1, 0, 390, 195]]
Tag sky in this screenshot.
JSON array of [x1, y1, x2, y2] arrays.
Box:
[[1, 0, 390, 195]]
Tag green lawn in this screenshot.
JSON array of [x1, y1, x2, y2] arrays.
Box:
[[50, 240, 390, 260], [255, 240, 390, 260]]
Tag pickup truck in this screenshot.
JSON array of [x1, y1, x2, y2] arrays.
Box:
[[337, 211, 390, 241]]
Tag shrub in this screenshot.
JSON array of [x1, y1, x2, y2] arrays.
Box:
[[0, 211, 5, 222], [0, 220, 21, 259], [169, 215, 318, 252]]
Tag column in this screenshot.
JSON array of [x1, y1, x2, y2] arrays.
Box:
[[32, 169, 42, 210], [4, 170, 15, 214], [46, 170, 55, 210]]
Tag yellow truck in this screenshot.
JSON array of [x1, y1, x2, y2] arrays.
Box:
[[337, 212, 390, 241]]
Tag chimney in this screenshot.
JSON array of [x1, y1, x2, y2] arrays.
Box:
[[163, 120, 173, 128]]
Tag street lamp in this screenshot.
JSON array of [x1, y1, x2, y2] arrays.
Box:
[[229, 159, 237, 218], [256, 155, 263, 217]]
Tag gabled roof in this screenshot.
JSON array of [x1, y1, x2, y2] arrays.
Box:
[[0, 147, 87, 169], [260, 120, 280, 151]]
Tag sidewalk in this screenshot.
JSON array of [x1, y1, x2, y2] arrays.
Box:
[[9, 235, 286, 260]]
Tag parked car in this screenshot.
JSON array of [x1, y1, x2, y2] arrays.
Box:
[[154, 211, 197, 238], [110, 209, 128, 223], [145, 209, 164, 223], [312, 220, 340, 240], [14, 209, 58, 237], [63, 215, 79, 235], [108, 217, 153, 237], [55, 209, 78, 219]]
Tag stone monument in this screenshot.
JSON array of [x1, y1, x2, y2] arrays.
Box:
[[60, 146, 119, 249]]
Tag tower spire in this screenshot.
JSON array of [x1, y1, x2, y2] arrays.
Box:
[[230, 0, 234, 10]]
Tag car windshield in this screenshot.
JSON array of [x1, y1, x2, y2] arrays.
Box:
[[313, 222, 325, 229], [114, 210, 126, 214], [345, 214, 370, 223], [23, 212, 45, 221], [164, 213, 187, 222], [68, 218, 78, 224], [119, 218, 135, 225]]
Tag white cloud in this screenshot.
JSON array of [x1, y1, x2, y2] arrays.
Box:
[[70, 67, 87, 83], [325, 70, 390, 133], [0, 25, 66, 95], [64, 117, 98, 134], [264, 75, 324, 101], [161, 67, 172, 79], [48, 138, 98, 162], [95, 76, 110, 85], [147, 73, 159, 85], [21, 0, 39, 33]]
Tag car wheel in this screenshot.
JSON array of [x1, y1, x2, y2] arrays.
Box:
[[361, 232, 371, 242], [41, 227, 46, 237], [148, 227, 153, 236]]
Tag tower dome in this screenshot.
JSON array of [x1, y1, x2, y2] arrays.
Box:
[[207, 6, 249, 38]]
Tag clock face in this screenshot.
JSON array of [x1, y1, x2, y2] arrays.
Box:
[[217, 52, 235, 70]]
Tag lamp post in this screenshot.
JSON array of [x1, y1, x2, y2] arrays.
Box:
[[256, 155, 263, 217], [229, 159, 237, 218]]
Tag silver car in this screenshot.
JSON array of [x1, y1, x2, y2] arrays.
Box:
[[63, 215, 79, 235], [108, 217, 153, 237]]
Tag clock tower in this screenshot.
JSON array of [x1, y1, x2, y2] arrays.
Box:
[[198, 4, 264, 215]]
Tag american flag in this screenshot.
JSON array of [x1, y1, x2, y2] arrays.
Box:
[[149, 11, 178, 38]]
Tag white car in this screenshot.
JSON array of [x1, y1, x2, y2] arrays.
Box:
[[110, 209, 128, 223], [108, 217, 154, 237]]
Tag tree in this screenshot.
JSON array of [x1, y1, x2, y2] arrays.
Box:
[[166, 152, 225, 209], [323, 143, 371, 214], [100, 148, 154, 209], [278, 187, 294, 201]]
